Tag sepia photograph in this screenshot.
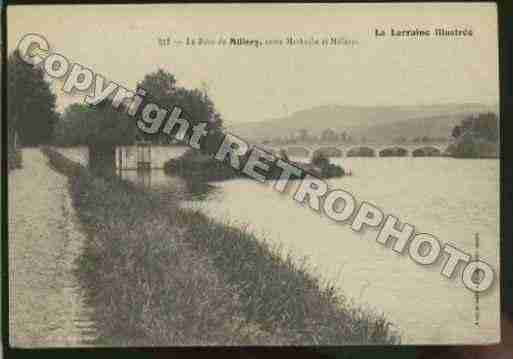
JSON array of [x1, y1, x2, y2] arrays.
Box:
[[4, 2, 505, 350]]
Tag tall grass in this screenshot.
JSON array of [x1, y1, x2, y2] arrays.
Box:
[[177, 211, 398, 345], [43, 148, 281, 345], [43, 148, 399, 345]]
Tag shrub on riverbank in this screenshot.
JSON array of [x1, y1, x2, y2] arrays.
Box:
[[164, 149, 242, 182], [449, 113, 499, 159], [164, 148, 345, 182], [311, 152, 345, 178], [43, 148, 398, 345], [447, 137, 498, 159]]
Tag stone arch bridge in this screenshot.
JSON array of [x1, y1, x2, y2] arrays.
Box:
[[263, 143, 451, 158]]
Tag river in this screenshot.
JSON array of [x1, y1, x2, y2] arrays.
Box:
[[193, 156, 501, 344], [57, 146, 501, 345]]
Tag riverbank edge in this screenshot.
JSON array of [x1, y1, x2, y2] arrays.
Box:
[[42, 147, 399, 345]]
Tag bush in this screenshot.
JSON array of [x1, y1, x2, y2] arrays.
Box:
[[311, 152, 331, 169], [449, 136, 498, 159], [311, 152, 345, 178], [164, 148, 241, 182], [165, 147, 345, 183]]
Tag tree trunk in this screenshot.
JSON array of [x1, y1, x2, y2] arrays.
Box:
[[88, 145, 116, 177]]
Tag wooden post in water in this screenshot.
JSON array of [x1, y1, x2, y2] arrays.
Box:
[[88, 145, 116, 177], [136, 141, 152, 171], [118, 147, 122, 171]]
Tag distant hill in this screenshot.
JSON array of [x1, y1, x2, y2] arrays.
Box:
[[228, 103, 498, 143]]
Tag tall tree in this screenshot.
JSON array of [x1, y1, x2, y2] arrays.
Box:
[[449, 113, 499, 158], [8, 50, 57, 146], [54, 102, 136, 146], [55, 101, 137, 175], [138, 69, 223, 131], [451, 113, 498, 142], [137, 69, 224, 152]]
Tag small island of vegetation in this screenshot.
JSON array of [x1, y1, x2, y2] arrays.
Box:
[[164, 146, 345, 183]]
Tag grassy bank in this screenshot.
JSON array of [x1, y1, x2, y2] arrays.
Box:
[[43, 148, 398, 345]]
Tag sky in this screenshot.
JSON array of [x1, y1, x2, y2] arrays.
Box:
[[7, 3, 499, 125]]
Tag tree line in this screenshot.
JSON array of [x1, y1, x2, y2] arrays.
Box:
[[263, 130, 451, 146], [8, 51, 224, 149], [54, 69, 223, 147], [264, 129, 356, 146], [8, 50, 58, 147], [7, 48, 499, 163]]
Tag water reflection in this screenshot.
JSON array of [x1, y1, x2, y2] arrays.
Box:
[[118, 168, 217, 201]]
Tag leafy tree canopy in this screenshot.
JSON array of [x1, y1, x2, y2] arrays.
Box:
[[54, 102, 136, 146], [138, 69, 223, 130], [449, 112, 499, 158], [55, 68, 224, 147], [452, 113, 498, 142], [8, 50, 58, 146]]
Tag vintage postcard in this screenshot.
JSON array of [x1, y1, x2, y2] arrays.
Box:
[[6, 3, 500, 346]]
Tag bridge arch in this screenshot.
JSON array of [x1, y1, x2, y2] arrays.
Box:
[[346, 146, 376, 157], [285, 146, 311, 158], [442, 144, 455, 156], [312, 147, 343, 158], [412, 146, 442, 157], [379, 146, 409, 157]]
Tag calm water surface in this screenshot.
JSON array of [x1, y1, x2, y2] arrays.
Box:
[[184, 156, 501, 344]]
